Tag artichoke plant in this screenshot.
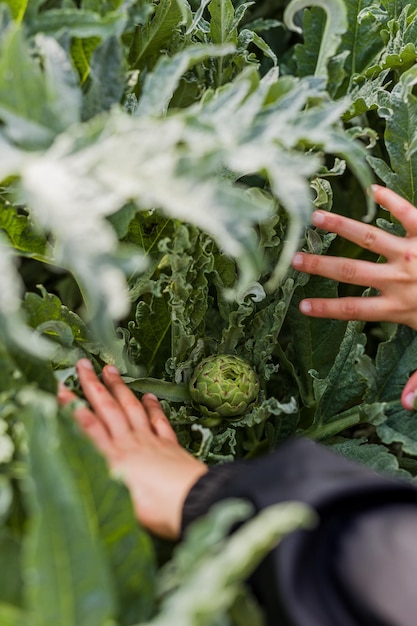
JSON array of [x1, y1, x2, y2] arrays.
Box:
[[189, 354, 260, 419]]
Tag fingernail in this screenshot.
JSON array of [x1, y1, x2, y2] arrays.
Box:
[[404, 392, 416, 410], [143, 393, 159, 402], [300, 300, 312, 314], [77, 359, 94, 370], [312, 211, 325, 226], [292, 253, 303, 268], [106, 365, 119, 375]]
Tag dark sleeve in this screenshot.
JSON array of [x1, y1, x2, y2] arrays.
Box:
[[181, 438, 417, 626]]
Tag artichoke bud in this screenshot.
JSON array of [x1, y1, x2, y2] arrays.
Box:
[[189, 354, 259, 419]]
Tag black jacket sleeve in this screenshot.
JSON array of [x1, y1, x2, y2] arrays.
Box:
[[181, 438, 417, 626]]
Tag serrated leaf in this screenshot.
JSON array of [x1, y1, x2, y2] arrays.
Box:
[[368, 67, 417, 204], [330, 438, 411, 479], [356, 325, 417, 455]]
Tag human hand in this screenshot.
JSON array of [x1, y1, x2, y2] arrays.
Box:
[[291, 185, 417, 330], [291, 185, 417, 411], [58, 359, 208, 540]]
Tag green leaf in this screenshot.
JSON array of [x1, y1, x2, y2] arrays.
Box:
[[81, 36, 125, 120], [23, 288, 96, 354], [342, 0, 385, 77], [131, 294, 172, 373], [57, 411, 157, 624], [0, 604, 27, 626], [28, 8, 128, 38], [330, 438, 411, 479], [0, 530, 22, 607], [368, 67, 417, 204], [287, 276, 347, 405], [136, 43, 235, 117], [20, 390, 116, 626], [208, 0, 237, 45], [312, 322, 368, 427], [284, 0, 347, 80], [0, 202, 46, 257], [1, 0, 28, 22], [156, 499, 315, 624], [0, 25, 81, 148], [128, 0, 185, 69], [359, 325, 417, 456]]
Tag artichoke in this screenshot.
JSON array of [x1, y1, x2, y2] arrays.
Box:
[[189, 354, 259, 419]]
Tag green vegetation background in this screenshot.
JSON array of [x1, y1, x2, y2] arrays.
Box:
[[0, 0, 417, 624]]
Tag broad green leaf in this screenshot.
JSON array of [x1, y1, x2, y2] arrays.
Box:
[[312, 322, 368, 427], [20, 391, 116, 626], [287, 276, 347, 405], [58, 411, 156, 624]]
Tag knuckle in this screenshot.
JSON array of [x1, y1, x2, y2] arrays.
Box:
[[341, 300, 358, 317], [305, 255, 321, 273], [362, 229, 377, 249], [340, 261, 357, 282]]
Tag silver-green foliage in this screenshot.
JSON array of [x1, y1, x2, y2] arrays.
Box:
[[2, 0, 417, 624]]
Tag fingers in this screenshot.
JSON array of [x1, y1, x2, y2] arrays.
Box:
[[101, 365, 152, 433], [61, 361, 175, 444], [401, 370, 417, 410], [292, 252, 395, 290], [142, 394, 178, 444], [76, 359, 132, 439], [311, 209, 403, 258], [372, 185, 417, 236], [57, 382, 114, 455], [298, 295, 396, 323]]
